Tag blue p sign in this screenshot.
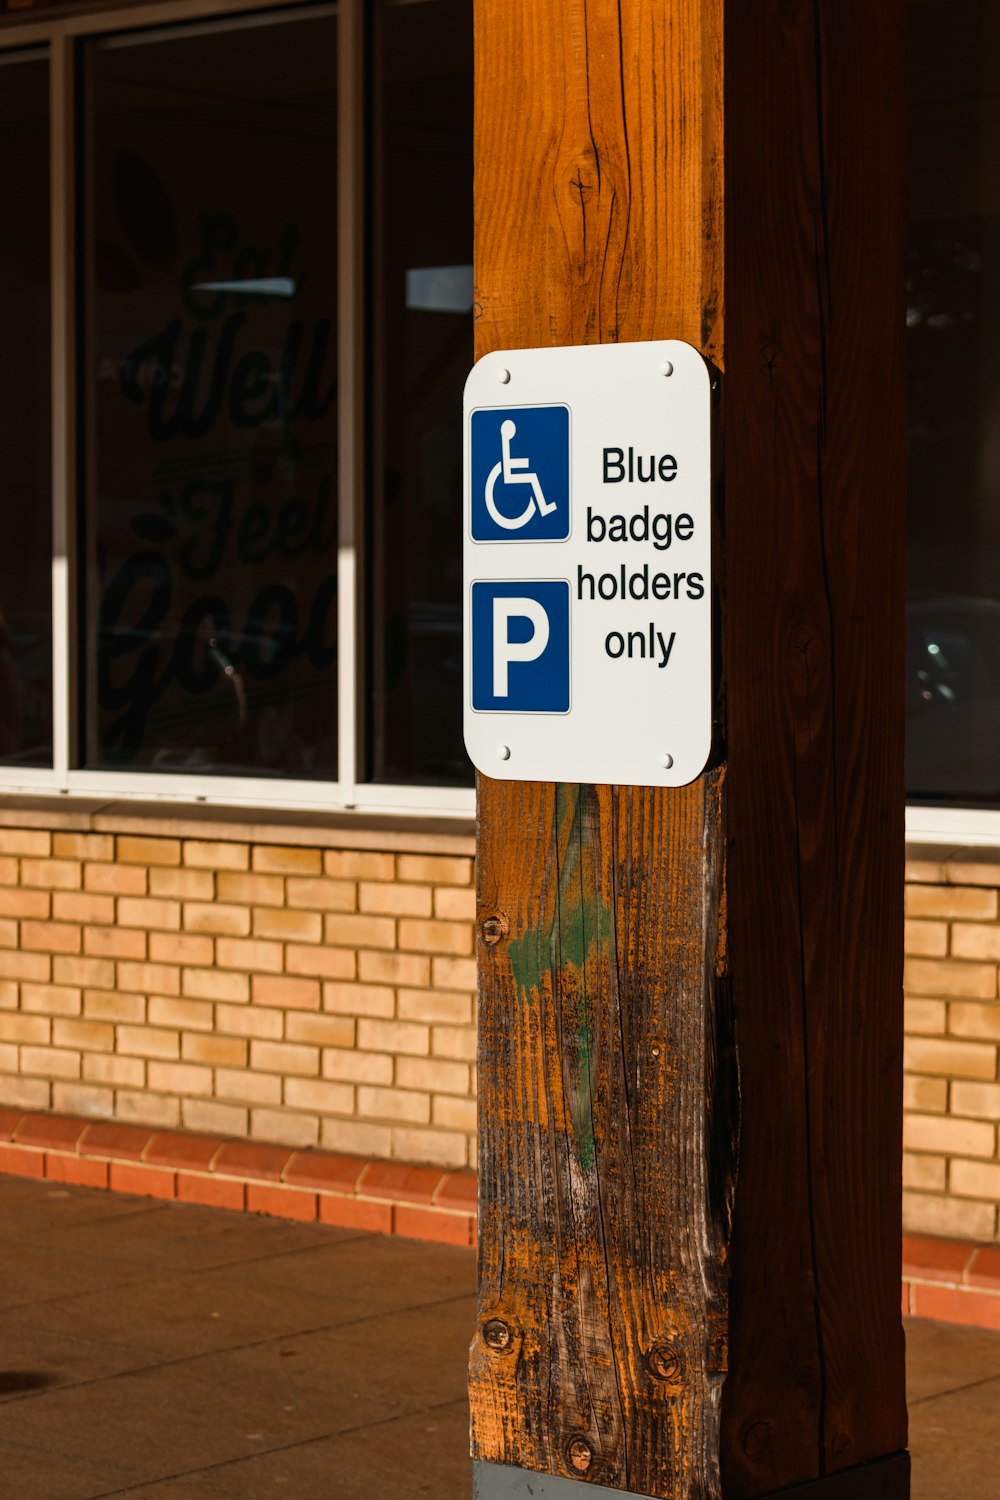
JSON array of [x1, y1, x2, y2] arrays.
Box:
[[471, 581, 570, 713]]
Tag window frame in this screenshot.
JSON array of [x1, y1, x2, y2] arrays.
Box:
[[0, 0, 475, 819]]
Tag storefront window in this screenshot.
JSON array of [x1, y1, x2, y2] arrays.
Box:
[[82, 7, 339, 777], [0, 51, 51, 766], [908, 1, 1000, 803]]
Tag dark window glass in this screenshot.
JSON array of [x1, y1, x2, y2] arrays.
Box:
[[83, 8, 339, 777], [368, 0, 472, 785], [908, 2, 1000, 801], [0, 53, 51, 766]]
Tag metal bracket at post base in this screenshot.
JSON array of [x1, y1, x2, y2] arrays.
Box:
[[473, 1452, 910, 1500]]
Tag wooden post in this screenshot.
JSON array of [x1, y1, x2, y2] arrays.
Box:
[[470, 2, 908, 1498]]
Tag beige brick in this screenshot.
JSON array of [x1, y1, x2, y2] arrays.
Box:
[[118, 897, 181, 931], [358, 1084, 430, 1124], [84, 926, 147, 961], [0, 949, 50, 983], [150, 866, 215, 900], [952, 1079, 1000, 1120], [53, 955, 113, 990], [322, 1048, 392, 1085], [396, 1056, 469, 1095], [182, 967, 249, 1004], [905, 1035, 997, 1080], [398, 918, 472, 957], [0, 829, 48, 856], [285, 1012, 355, 1047], [117, 1026, 180, 1060], [53, 1081, 114, 1116], [320, 1117, 393, 1157], [397, 854, 471, 886], [904, 998, 946, 1036], [216, 937, 283, 974], [907, 861, 946, 884], [0, 1013, 50, 1044], [150, 931, 213, 968], [53, 892, 115, 925], [286, 945, 356, 982], [148, 995, 214, 1032], [431, 956, 476, 991], [358, 1017, 429, 1057], [182, 1033, 249, 1068], [252, 845, 322, 876], [904, 919, 948, 958], [216, 1068, 282, 1106], [0, 1076, 51, 1111], [397, 989, 474, 1026], [359, 950, 428, 988], [116, 836, 181, 867], [252, 907, 322, 943], [433, 886, 476, 921], [115, 1091, 181, 1129], [0, 856, 19, 886], [950, 1002, 1000, 1042], [389, 1126, 467, 1169], [20, 983, 81, 1018], [53, 1018, 114, 1052], [218, 872, 284, 908], [83, 1053, 146, 1088], [183, 902, 251, 937], [21, 1046, 81, 1080], [947, 860, 1000, 889], [951, 1158, 1000, 1201], [251, 974, 320, 1011], [250, 1039, 319, 1077], [0, 887, 49, 919], [432, 1095, 477, 1133], [432, 1025, 477, 1062], [904, 1112, 995, 1158], [907, 884, 998, 920], [182, 840, 248, 871], [0, 918, 18, 949], [0, 1041, 21, 1071], [323, 982, 395, 1019], [84, 862, 147, 895], [250, 1107, 319, 1148], [286, 878, 357, 913], [952, 923, 1000, 961], [903, 1151, 947, 1192], [182, 1099, 248, 1136], [325, 913, 396, 950], [904, 957, 996, 999], [215, 1002, 283, 1040], [903, 1074, 948, 1113], [53, 833, 113, 861], [118, 961, 181, 997], [0, 981, 15, 1011], [148, 1061, 214, 1097], [325, 850, 393, 881], [283, 1078, 354, 1116], [359, 882, 432, 918], [84, 989, 145, 1024]]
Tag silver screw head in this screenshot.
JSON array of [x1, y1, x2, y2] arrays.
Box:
[[497, 367, 511, 384], [660, 752, 674, 769], [659, 360, 674, 377], [498, 745, 511, 761]]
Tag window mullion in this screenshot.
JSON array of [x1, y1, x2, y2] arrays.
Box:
[[50, 32, 76, 787]]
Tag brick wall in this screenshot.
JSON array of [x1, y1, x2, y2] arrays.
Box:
[[905, 849, 1000, 1242], [0, 811, 477, 1171]]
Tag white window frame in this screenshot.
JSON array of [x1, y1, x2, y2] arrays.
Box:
[[0, 0, 475, 820]]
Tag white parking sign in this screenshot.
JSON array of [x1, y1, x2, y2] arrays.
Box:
[[463, 340, 713, 787]]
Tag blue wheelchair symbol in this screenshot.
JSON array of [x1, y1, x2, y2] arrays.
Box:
[[470, 406, 570, 542], [471, 581, 570, 713]]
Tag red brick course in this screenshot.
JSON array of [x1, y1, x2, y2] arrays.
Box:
[[902, 1231, 1000, 1328], [0, 1107, 477, 1248]]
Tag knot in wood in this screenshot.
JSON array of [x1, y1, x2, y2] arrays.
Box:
[[566, 1436, 594, 1474], [482, 1317, 513, 1351], [647, 1342, 682, 1383], [479, 912, 509, 947], [742, 1421, 772, 1459]]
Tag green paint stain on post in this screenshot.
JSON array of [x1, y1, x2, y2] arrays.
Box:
[[507, 786, 615, 1172]]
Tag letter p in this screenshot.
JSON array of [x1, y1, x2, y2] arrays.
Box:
[[493, 597, 550, 697]]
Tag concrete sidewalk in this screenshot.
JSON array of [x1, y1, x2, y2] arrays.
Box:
[[0, 1175, 995, 1497]]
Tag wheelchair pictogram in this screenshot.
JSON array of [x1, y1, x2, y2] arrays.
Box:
[[469, 404, 570, 543]]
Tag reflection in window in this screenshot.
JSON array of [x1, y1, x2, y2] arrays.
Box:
[[368, 0, 473, 785], [83, 7, 338, 776], [0, 54, 51, 765], [908, 2, 1000, 801]]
